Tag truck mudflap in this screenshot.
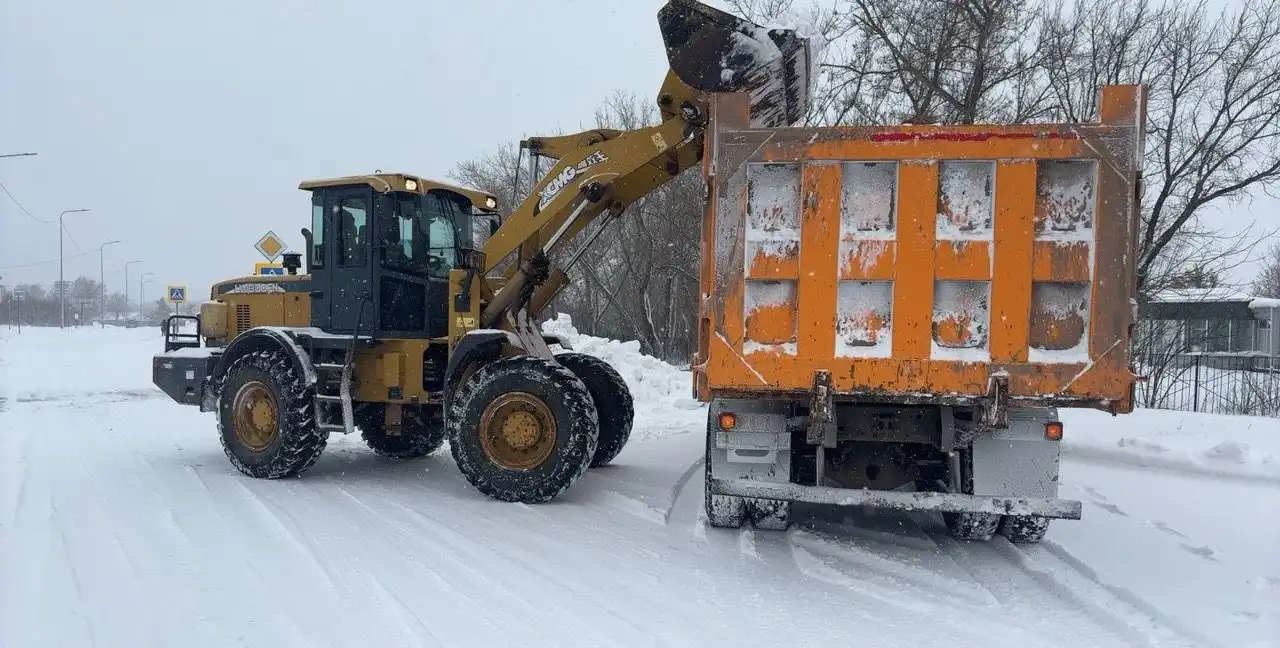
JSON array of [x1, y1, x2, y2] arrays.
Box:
[[153, 348, 221, 411], [708, 478, 1083, 520]]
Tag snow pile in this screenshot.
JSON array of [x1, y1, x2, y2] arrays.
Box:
[[540, 314, 705, 427], [1061, 407, 1280, 482]]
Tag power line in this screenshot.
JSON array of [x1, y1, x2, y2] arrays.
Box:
[[0, 250, 96, 270], [0, 180, 56, 224]]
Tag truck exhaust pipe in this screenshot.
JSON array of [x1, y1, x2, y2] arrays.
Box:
[[658, 0, 815, 127]]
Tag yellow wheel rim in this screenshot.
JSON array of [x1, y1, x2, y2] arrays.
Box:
[[232, 380, 278, 451], [479, 392, 557, 470]]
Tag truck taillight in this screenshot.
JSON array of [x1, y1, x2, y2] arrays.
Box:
[[718, 412, 737, 431], [1044, 421, 1064, 441]]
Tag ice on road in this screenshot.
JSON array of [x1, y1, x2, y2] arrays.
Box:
[[1, 324, 1277, 648]]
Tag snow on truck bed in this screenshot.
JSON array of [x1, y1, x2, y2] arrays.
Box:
[[1, 323, 1277, 648]]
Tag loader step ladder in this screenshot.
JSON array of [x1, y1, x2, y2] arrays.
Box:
[[312, 361, 355, 434], [310, 296, 371, 435]]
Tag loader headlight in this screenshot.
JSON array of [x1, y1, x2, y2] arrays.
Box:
[[485, 196, 497, 209], [404, 179, 418, 191]]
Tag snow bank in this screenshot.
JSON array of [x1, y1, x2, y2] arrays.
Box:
[[1061, 408, 1280, 483], [541, 314, 705, 432]]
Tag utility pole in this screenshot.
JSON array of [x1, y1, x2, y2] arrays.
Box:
[[140, 272, 154, 323], [124, 260, 141, 322], [58, 207, 91, 328], [98, 240, 121, 327]]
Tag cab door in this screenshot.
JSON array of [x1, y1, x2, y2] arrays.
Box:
[[325, 187, 373, 333]]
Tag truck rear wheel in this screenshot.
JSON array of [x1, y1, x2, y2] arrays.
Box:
[[746, 498, 790, 530], [357, 405, 446, 459], [704, 426, 746, 528], [447, 356, 599, 503], [216, 349, 326, 479], [555, 352, 633, 468], [944, 512, 1001, 541], [999, 515, 1051, 544]]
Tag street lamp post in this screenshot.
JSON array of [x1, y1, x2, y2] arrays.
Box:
[[59, 208, 91, 329], [0, 153, 37, 159], [124, 260, 141, 322], [140, 272, 154, 322], [98, 240, 121, 328]]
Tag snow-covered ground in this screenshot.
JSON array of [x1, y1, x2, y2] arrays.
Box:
[[1, 321, 1277, 648]]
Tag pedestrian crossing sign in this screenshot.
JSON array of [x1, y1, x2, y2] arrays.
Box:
[[255, 262, 285, 276], [167, 286, 187, 303]]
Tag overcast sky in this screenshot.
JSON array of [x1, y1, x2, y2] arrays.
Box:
[[1, 0, 1272, 303]]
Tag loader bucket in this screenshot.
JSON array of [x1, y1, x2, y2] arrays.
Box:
[[658, 0, 814, 127]]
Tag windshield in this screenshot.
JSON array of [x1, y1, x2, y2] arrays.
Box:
[[380, 194, 432, 275], [380, 191, 470, 279], [424, 191, 466, 278]]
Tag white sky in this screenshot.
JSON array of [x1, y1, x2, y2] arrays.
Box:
[[0, 0, 1273, 302]]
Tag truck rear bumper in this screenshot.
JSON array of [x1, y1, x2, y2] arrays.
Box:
[[153, 349, 219, 411], [709, 478, 1083, 520]]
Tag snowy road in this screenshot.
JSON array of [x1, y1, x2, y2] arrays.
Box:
[[2, 326, 1277, 648]]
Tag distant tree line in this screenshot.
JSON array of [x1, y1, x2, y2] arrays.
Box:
[[0, 276, 185, 327]]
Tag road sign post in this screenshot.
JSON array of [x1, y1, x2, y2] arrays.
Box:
[[167, 285, 187, 318]]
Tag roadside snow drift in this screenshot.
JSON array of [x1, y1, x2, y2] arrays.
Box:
[[1, 323, 1277, 648]]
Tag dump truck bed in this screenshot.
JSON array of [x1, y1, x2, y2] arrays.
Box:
[[693, 86, 1145, 413]]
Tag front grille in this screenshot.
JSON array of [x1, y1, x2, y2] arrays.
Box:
[[235, 304, 251, 335]]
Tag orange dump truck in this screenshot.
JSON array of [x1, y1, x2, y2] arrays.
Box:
[[695, 86, 1146, 543]]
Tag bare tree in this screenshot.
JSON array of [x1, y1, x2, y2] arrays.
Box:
[[1043, 0, 1280, 291], [1252, 242, 1280, 298]]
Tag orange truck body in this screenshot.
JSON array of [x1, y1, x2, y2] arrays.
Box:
[[693, 85, 1146, 414]]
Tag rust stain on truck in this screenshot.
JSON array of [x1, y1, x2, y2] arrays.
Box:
[[694, 85, 1145, 413]]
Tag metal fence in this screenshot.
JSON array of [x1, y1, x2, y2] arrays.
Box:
[[1135, 353, 1280, 417]]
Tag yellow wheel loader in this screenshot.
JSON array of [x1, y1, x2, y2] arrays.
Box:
[[152, 0, 816, 503]]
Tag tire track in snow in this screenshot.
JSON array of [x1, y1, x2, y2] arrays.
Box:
[[329, 486, 550, 645], [380, 497, 653, 646], [996, 538, 1216, 648], [785, 532, 1053, 646]]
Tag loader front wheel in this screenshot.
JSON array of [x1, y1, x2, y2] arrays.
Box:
[[217, 349, 326, 479], [447, 356, 599, 503], [357, 405, 446, 459], [555, 352, 633, 468]]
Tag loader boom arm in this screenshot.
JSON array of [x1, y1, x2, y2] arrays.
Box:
[[473, 0, 815, 340]]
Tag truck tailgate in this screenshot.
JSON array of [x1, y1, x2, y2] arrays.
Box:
[[694, 85, 1145, 412]]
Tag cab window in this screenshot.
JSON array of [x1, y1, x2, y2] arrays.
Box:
[[337, 196, 368, 267]]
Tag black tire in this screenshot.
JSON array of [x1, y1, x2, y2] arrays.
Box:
[[356, 405, 446, 459], [944, 512, 1001, 541], [704, 421, 746, 528], [747, 498, 791, 530], [447, 356, 599, 503], [999, 515, 1051, 544], [555, 352, 633, 468], [216, 349, 326, 479]]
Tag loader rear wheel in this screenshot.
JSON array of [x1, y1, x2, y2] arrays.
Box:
[[704, 425, 746, 528], [357, 405, 446, 459], [447, 356, 599, 503], [555, 352, 633, 468], [999, 515, 1051, 544], [217, 349, 326, 479]]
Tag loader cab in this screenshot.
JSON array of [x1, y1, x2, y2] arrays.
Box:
[[298, 173, 495, 339]]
